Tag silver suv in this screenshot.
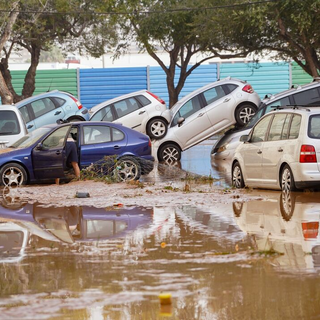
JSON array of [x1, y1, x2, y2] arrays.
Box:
[[232, 106, 320, 191]]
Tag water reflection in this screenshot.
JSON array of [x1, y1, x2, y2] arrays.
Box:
[[234, 191, 320, 271], [1, 191, 320, 319]]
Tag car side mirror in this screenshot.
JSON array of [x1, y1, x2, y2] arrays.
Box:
[[177, 117, 185, 127], [36, 143, 45, 150], [240, 134, 250, 143]]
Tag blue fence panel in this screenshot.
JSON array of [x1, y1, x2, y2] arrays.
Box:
[[79, 67, 148, 109], [149, 64, 218, 106], [219, 62, 290, 99]]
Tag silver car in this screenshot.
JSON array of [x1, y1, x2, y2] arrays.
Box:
[[154, 77, 261, 162], [89, 90, 170, 140], [232, 107, 320, 191]]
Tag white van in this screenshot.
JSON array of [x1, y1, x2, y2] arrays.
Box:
[[0, 105, 27, 148]]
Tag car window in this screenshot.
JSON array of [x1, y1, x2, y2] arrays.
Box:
[[52, 97, 66, 107], [42, 126, 70, 148], [136, 95, 151, 106], [172, 95, 202, 126], [267, 113, 287, 141], [280, 114, 291, 140], [224, 84, 237, 93], [11, 127, 51, 148], [0, 111, 20, 135], [114, 98, 140, 118], [309, 115, 320, 138], [288, 114, 301, 139], [30, 98, 56, 118], [251, 115, 272, 143], [293, 88, 320, 106], [265, 96, 291, 109], [90, 105, 115, 122], [112, 127, 125, 141], [19, 105, 31, 123], [83, 125, 111, 145], [203, 85, 225, 105]]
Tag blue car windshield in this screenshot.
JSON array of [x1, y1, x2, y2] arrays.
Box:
[[11, 127, 51, 148]]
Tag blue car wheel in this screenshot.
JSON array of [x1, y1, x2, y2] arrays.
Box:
[[0, 163, 28, 186]]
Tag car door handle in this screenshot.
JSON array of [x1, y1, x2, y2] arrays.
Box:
[[27, 124, 33, 129], [114, 145, 120, 149], [139, 110, 146, 115], [223, 98, 231, 103], [257, 150, 262, 154], [54, 111, 62, 115], [56, 150, 62, 155], [278, 148, 283, 152], [197, 113, 204, 117]]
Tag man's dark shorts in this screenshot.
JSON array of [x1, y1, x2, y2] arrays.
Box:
[[66, 141, 78, 163]]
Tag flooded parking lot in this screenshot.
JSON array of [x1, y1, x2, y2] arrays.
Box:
[[1, 191, 320, 319], [1, 142, 320, 319]]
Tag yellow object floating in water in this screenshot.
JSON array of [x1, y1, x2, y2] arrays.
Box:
[[159, 293, 172, 305], [161, 242, 166, 248]]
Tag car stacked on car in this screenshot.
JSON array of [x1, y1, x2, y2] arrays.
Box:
[[154, 77, 261, 163]]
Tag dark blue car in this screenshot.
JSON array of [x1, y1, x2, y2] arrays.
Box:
[[0, 121, 154, 186]]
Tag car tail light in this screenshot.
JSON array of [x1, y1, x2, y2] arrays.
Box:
[[302, 222, 319, 240], [68, 94, 83, 110], [242, 84, 254, 94], [300, 145, 317, 163], [147, 91, 166, 105], [148, 139, 151, 147]]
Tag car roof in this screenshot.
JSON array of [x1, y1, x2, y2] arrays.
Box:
[[262, 80, 320, 104], [15, 90, 68, 106], [0, 104, 21, 111], [171, 77, 247, 108], [91, 90, 148, 110]]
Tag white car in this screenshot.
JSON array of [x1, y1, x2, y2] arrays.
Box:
[[212, 79, 320, 160], [232, 107, 320, 191], [0, 105, 28, 148], [154, 77, 261, 162], [89, 90, 170, 140]]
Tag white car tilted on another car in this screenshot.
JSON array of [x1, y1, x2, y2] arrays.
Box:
[[154, 77, 261, 162], [89, 90, 170, 140]]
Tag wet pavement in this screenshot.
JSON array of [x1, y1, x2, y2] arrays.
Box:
[[1, 142, 320, 319]]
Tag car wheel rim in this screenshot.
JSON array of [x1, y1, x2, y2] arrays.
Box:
[[239, 107, 255, 124], [281, 191, 293, 217], [116, 160, 138, 181], [232, 166, 242, 188], [162, 147, 179, 162], [2, 167, 24, 186], [281, 168, 291, 191], [151, 121, 166, 137]]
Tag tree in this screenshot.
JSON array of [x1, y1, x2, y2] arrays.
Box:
[[0, 0, 117, 104], [196, 0, 320, 78], [111, 0, 254, 107]]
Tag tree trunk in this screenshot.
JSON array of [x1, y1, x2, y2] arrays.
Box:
[[21, 43, 41, 100]]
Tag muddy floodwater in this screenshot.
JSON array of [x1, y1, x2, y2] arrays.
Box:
[[1, 189, 320, 319], [1, 141, 320, 319]]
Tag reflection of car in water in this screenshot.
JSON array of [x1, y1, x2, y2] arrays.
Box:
[[0, 203, 153, 262], [233, 191, 320, 271]]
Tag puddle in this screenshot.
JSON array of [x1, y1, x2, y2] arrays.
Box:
[[1, 191, 320, 319]]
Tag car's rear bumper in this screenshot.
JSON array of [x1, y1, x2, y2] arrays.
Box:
[[295, 181, 320, 189]]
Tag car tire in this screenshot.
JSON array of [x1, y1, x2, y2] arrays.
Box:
[[114, 156, 141, 181], [158, 143, 181, 163], [235, 104, 257, 126], [0, 163, 28, 186], [67, 116, 85, 122], [147, 118, 168, 140], [280, 191, 295, 221], [232, 162, 245, 188], [280, 164, 296, 192]]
